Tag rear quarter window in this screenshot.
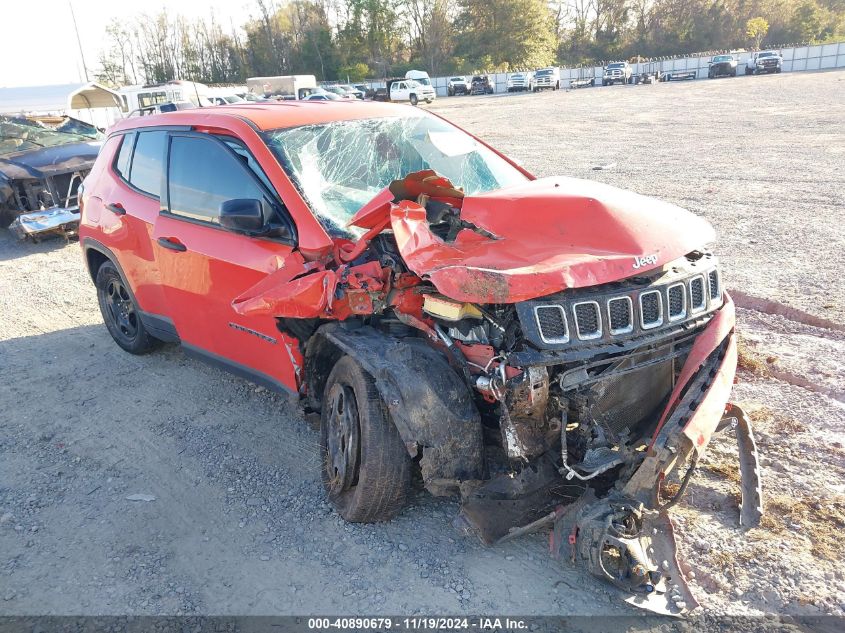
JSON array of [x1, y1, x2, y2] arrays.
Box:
[[114, 132, 136, 179], [129, 130, 167, 197]]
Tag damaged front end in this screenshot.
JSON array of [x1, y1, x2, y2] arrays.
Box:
[[232, 163, 761, 614], [0, 115, 101, 240]]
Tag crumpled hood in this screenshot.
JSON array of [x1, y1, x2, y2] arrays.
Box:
[[0, 141, 100, 179], [389, 176, 715, 303]]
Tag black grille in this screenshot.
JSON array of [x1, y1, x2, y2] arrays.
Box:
[[640, 292, 661, 325], [690, 277, 705, 309], [574, 303, 600, 338], [668, 285, 685, 318], [535, 306, 567, 341], [608, 298, 631, 331], [709, 271, 720, 300]]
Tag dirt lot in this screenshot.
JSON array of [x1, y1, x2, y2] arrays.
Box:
[[1, 70, 844, 619]]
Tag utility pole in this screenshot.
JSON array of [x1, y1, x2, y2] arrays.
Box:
[[69, 0, 90, 82]]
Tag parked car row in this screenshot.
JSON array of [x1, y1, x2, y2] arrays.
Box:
[[446, 49, 785, 97]]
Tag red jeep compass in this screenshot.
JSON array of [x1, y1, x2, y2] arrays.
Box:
[[79, 102, 758, 613]]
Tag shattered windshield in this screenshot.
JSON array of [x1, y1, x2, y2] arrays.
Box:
[[0, 115, 101, 156], [262, 114, 529, 236]]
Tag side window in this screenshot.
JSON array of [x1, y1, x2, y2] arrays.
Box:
[[167, 135, 267, 224], [114, 132, 135, 180], [129, 131, 167, 197]]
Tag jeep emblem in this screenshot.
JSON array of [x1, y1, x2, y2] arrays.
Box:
[[633, 253, 658, 269]]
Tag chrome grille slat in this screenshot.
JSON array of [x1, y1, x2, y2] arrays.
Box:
[[535, 305, 568, 343], [607, 297, 633, 334], [667, 283, 686, 321], [709, 270, 720, 300], [639, 290, 663, 329], [573, 301, 602, 340], [689, 275, 706, 312]]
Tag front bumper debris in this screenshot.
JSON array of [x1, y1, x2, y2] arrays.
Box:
[[10, 207, 80, 241]]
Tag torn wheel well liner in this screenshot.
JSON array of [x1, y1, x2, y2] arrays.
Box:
[[305, 322, 484, 493]]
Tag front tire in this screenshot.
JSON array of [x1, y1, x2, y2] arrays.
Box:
[[409, 94, 418, 106], [0, 208, 19, 229], [320, 356, 411, 523], [95, 261, 158, 354]]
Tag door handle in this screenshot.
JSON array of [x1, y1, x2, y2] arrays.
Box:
[[157, 237, 187, 252], [106, 202, 126, 215]]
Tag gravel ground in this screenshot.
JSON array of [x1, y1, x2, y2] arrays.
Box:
[[1, 70, 844, 620]]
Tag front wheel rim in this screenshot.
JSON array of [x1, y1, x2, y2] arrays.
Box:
[[325, 384, 361, 496]]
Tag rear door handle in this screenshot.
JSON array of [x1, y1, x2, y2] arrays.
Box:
[[157, 237, 187, 252], [105, 202, 126, 215]]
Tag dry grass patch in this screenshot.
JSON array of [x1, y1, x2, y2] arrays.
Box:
[[760, 494, 845, 562], [749, 405, 806, 435], [737, 337, 775, 375], [703, 458, 741, 483]]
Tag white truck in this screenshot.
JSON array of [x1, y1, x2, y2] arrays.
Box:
[[447, 76, 469, 96], [532, 67, 560, 91], [378, 78, 436, 105], [246, 75, 317, 100], [405, 70, 436, 101], [507, 72, 534, 92], [745, 51, 783, 75], [602, 62, 633, 85]]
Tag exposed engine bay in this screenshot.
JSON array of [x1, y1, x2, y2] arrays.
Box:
[[230, 170, 763, 615]]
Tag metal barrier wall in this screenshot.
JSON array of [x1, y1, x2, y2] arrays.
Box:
[[421, 41, 845, 96]]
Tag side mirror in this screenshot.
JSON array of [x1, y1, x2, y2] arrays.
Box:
[[219, 198, 264, 233]]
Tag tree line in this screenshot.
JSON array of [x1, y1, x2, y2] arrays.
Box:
[[95, 0, 845, 86]]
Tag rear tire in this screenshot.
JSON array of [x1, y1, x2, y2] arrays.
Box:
[[95, 261, 158, 355], [320, 356, 411, 523]]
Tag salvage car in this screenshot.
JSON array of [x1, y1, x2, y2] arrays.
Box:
[[470, 75, 495, 95], [78, 102, 761, 615], [1, 115, 102, 239], [708, 54, 738, 78]]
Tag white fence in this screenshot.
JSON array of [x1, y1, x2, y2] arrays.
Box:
[[420, 41, 845, 96]]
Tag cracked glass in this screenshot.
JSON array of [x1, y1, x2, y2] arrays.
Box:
[[0, 115, 101, 156], [262, 113, 529, 236]]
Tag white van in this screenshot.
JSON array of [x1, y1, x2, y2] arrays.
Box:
[[246, 75, 317, 100], [118, 80, 212, 113]]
